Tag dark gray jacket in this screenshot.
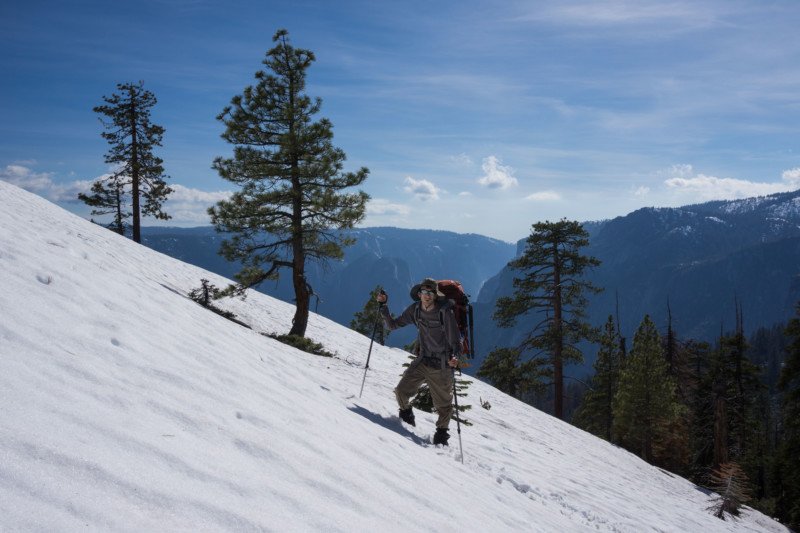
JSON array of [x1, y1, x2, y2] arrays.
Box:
[[380, 300, 461, 357]]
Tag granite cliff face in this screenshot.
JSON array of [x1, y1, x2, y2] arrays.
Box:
[[473, 190, 800, 372]]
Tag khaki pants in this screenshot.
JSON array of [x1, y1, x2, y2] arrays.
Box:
[[395, 359, 454, 429]]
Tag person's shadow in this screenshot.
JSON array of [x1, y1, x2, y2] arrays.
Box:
[[347, 404, 429, 446]]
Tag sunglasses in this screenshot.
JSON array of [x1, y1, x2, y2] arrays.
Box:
[[419, 289, 436, 296]]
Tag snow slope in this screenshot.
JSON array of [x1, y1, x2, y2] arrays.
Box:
[[0, 181, 790, 532]]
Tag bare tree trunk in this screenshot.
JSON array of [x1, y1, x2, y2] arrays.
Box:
[[129, 92, 141, 243], [289, 259, 310, 336], [286, 74, 309, 337], [114, 185, 124, 235], [288, 185, 309, 337], [714, 379, 729, 468], [553, 243, 564, 419]]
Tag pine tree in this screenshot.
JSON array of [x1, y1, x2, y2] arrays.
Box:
[[209, 30, 369, 338], [78, 178, 129, 235], [776, 303, 800, 528], [684, 339, 715, 479], [707, 462, 752, 520], [350, 286, 390, 345], [477, 347, 547, 400], [493, 219, 601, 419], [82, 81, 172, 243], [662, 305, 695, 408], [573, 315, 622, 442], [706, 313, 763, 471], [452, 372, 473, 426], [613, 315, 686, 464]]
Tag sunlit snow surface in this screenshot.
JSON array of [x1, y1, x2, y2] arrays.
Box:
[[0, 181, 789, 532]]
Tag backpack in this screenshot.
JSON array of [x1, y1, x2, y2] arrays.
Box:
[[413, 279, 475, 359]]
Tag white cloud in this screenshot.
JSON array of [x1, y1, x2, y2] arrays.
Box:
[[161, 184, 232, 225], [1, 165, 235, 225], [525, 190, 561, 201], [367, 198, 411, 216], [449, 153, 473, 167], [478, 156, 518, 190], [1, 164, 53, 189], [782, 167, 800, 188], [12, 159, 39, 166], [665, 164, 694, 178], [403, 176, 441, 201], [534, 2, 713, 26], [0, 164, 92, 202], [168, 184, 231, 204], [662, 164, 800, 201], [634, 186, 650, 197]]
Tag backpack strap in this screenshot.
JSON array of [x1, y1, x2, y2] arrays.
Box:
[[438, 299, 454, 325], [413, 303, 421, 355]]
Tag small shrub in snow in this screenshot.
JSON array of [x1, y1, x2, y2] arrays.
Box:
[[189, 279, 238, 321], [707, 462, 751, 520], [266, 333, 334, 358]]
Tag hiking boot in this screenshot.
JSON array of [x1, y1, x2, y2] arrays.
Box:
[[399, 407, 415, 426], [433, 428, 449, 446]]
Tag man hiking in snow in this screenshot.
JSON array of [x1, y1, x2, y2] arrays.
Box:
[[376, 278, 460, 446]]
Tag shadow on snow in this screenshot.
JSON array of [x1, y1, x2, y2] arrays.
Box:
[[347, 404, 430, 447]]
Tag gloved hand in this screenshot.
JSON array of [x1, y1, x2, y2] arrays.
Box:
[[448, 355, 460, 368]]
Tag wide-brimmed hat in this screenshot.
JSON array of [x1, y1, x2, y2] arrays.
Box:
[[410, 278, 445, 301]]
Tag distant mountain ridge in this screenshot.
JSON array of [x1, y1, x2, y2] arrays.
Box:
[[142, 226, 517, 349], [141, 190, 800, 372], [473, 189, 800, 372]]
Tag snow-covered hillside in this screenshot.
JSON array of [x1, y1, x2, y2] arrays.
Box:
[[0, 181, 789, 532]]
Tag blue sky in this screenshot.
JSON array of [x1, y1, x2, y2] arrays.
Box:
[[2, 0, 799, 242]]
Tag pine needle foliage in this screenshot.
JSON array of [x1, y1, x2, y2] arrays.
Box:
[[188, 279, 237, 320], [79, 179, 129, 236], [350, 286, 390, 344], [492, 219, 601, 418], [81, 81, 172, 243], [209, 29, 369, 338], [776, 303, 800, 528], [613, 315, 687, 464], [266, 333, 335, 358], [707, 462, 752, 520], [573, 315, 623, 442], [477, 347, 547, 400]]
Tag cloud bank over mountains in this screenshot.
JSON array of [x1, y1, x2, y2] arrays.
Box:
[[4, 159, 799, 238]]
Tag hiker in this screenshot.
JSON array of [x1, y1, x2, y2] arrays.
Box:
[[376, 278, 460, 445]]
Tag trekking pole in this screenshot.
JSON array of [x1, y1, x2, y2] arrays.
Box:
[[452, 366, 464, 464], [358, 298, 384, 398], [467, 303, 475, 359]]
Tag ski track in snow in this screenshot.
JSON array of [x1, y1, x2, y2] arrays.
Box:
[[0, 181, 790, 533]]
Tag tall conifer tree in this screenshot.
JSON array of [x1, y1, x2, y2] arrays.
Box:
[[776, 304, 800, 528], [613, 315, 686, 464], [704, 316, 762, 470], [492, 219, 601, 419], [350, 286, 390, 345], [574, 315, 623, 442], [477, 347, 547, 400], [81, 81, 172, 242], [209, 30, 369, 338], [79, 178, 129, 235]]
